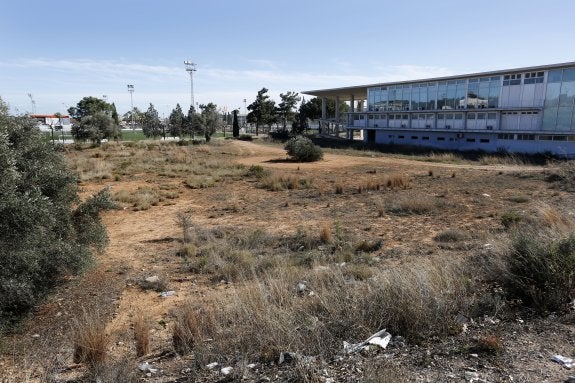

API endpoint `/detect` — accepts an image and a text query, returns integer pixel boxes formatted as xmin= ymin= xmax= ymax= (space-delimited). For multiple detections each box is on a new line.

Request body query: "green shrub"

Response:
xmin=503 ymin=232 xmax=575 ymax=312
xmin=434 ymin=229 xmax=466 ymax=242
xmin=500 ymin=210 xmax=524 ymax=229
xmin=0 ymin=99 xmax=114 ymax=330
xmin=246 ymin=165 xmax=270 ymax=179
xmin=284 ymin=136 xmax=323 ymax=162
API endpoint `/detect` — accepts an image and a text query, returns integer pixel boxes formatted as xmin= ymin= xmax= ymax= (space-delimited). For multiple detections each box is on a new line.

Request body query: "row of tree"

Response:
xmin=246 ymin=88 xmax=349 ymax=135
xmin=65 ymin=90 xmax=347 ymax=144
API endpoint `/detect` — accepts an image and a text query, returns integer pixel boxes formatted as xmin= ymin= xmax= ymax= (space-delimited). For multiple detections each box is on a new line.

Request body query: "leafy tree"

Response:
xmin=110 ymin=103 xmax=120 ymax=125
xmin=168 ymin=104 xmax=185 ymax=138
xmin=184 ymin=105 xmax=200 ymax=138
xmin=199 ymin=102 xmax=221 ymax=142
xmin=232 ymin=109 xmax=240 ymax=137
xmin=68 ymin=96 xmax=113 ymax=122
xmin=122 ymin=107 xmax=142 ymax=128
xmin=0 ymin=97 xmax=115 ymax=329
xmin=72 ymin=111 xmax=119 ymax=144
xmin=300 ymin=97 xmax=349 ymax=121
xmin=247 ymin=88 xmax=277 ymax=135
xmin=141 ymin=103 xmax=162 ymax=138
xmin=69 ymin=97 xmax=120 ymax=143
xmin=277 ymin=91 xmax=301 ymax=131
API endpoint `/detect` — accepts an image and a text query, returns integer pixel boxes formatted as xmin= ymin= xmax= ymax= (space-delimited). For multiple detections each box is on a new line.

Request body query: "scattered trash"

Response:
xmin=552 ymin=355 xmax=573 ymax=369
xmin=206 ymin=362 xmax=219 ymax=369
xmin=31 ymin=334 xmax=40 ymax=338
xmin=247 ymin=363 xmax=257 ymax=369
xmin=138 ymin=362 xmax=158 ymax=374
xmin=220 ymin=366 xmax=233 ymax=375
xmin=367 ymin=334 xmax=391 ymax=349
xmin=464 ymin=370 xmax=479 ymax=381
xmin=344 ymin=329 xmax=392 ymax=353
xmin=391 ymin=335 xmax=406 ymax=348
xmin=145 ymin=275 xmax=159 ymax=283
xmin=296 ymin=282 xmax=308 ymax=294
xmin=482 ymin=193 xmax=491 ymax=198
xmin=160 ymin=290 xmax=176 ymax=298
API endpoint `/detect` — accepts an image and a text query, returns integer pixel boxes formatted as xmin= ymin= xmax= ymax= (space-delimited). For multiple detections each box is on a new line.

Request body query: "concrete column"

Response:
xmin=335 ymin=96 xmax=340 ymax=136
xmin=321 ymin=97 xmax=327 ymax=119
xmin=349 ymin=95 xmax=355 ymax=129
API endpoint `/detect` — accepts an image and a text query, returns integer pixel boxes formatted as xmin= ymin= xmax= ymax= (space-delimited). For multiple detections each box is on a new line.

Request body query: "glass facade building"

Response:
xmin=304 ymin=62 xmax=575 ymax=156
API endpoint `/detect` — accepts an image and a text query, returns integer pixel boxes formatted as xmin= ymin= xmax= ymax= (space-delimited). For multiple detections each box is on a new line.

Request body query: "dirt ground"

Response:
xmin=2 ymin=138 xmax=575 ymax=382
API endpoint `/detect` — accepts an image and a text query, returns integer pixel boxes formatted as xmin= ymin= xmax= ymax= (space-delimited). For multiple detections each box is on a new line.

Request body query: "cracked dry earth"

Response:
xmin=2 ymin=138 xmax=575 ymax=382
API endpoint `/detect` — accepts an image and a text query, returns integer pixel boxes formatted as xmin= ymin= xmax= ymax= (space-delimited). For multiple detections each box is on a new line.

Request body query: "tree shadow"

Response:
xmin=263 ymin=158 xmax=296 ymax=164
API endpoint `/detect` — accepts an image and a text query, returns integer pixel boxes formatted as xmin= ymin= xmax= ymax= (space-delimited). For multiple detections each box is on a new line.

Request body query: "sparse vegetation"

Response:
xmin=4 ymin=132 xmax=575 ymax=382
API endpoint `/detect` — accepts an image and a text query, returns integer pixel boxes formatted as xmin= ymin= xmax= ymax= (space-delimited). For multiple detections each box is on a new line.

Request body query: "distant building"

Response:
xmin=303 ymin=62 xmax=575 ymax=157
xmin=30 ymin=114 xmax=72 ymax=132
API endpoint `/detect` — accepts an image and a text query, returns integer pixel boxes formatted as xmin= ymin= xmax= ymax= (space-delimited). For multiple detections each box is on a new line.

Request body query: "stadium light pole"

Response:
xmin=184 ymin=61 xmax=197 ymax=111
xmin=127 ymin=84 xmax=135 ymax=130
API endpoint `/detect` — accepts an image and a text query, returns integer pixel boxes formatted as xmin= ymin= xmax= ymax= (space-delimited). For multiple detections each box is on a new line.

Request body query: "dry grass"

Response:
xmin=68 ymin=156 xmax=114 ymax=181
xmin=319 ymin=223 xmax=332 ymax=244
xmin=71 ymin=310 xmax=109 ymax=368
xmin=259 ymin=173 xmax=313 ymax=191
xmin=183 ymin=257 xmax=474 ymax=362
xmin=172 ymin=303 xmax=217 ymax=356
xmin=479 ymin=153 xmax=525 ymax=166
xmin=134 ymin=314 xmax=150 ymax=357
xmin=335 ymin=182 xmax=344 ymax=194
xmin=113 ymin=187 xmax=161 ymax=210
xmin=385 ymin=194 xmax=439 ymax=215
xmin=382 ymin=173 xmax=411 ymax=189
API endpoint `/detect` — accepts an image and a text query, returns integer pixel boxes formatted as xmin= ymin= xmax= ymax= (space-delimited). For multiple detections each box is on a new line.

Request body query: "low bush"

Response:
xmin=500 ymin=210 xmax=525 ymax=229
xmin=502 ymin=231 xmax=575 ymax=312
xmin=385 ymin=195 xmax=438 ymax=215
xmin=434 ymin=229 xmax=467 ymax=242
xmin=285 ymin=136 xmax=323 ymax=162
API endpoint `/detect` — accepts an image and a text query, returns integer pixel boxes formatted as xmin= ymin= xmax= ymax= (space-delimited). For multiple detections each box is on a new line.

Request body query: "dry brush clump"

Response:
xmin=384 ymin=194 xmax=440 ymax=215
xmin=134 ymin=314 xmax=150 ymax=357
xmin=71 ymin=310 xmax=109 ymax=368
xmin=176 ymin=257 xmax=476 ymax=363
xmin=172 ymin=302 xmax=217 ymax=358
xmin=258 ymin=172 xmax=314 ymax=191
xmin=478 ymin=205 xmax=575 ymax=313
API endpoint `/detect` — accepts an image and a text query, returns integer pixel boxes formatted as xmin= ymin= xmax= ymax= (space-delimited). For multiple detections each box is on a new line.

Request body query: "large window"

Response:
xmin=543 ymin=67 xmax=575 ymax=131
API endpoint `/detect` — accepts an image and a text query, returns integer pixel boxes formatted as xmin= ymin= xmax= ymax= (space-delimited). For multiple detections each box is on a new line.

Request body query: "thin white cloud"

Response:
xmin=0 ymin=58 xmax=454 ymax=114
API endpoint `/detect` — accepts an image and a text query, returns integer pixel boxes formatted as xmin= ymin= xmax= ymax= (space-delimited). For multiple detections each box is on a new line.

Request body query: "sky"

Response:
xmin=1 ymin=0 xmax=574 ymax=117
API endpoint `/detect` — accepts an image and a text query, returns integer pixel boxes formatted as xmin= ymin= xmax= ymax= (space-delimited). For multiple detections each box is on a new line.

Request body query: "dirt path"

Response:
xmin=233 ymin=139 xmax=551 ymax=172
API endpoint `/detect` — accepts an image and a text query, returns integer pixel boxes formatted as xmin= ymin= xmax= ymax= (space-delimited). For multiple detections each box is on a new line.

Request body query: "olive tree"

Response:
xmin=0 ymin=98 xmax=115 ymax=330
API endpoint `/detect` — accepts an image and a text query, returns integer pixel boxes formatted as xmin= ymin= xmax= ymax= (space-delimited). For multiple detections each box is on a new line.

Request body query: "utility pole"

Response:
xmin=127 ymin=84 xmax=135 ymax=130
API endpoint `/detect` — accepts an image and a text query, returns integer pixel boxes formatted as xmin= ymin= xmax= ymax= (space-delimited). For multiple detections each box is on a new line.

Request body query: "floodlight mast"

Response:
xmin=184 ymin=61 xmax=197 ymax=112
xmin=127 ymin=84 xmax=135 ymax=130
